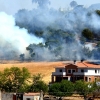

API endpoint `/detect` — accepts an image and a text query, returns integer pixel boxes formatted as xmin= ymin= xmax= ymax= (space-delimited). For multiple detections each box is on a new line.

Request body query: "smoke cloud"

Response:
xmin=0 ymin=12 xmax=43 ymax=60
xmin=0 ymin=0 xmax=100 ymax=61
xmin=70 ymin=1 xmax=78 ymax=8
xmin=0 ymin=0 xmax=34 ymax=15
xmin=32 ymin=0 xmax=50 ymax=9
xmin=14 ymin=0 xmax=100 ymax=61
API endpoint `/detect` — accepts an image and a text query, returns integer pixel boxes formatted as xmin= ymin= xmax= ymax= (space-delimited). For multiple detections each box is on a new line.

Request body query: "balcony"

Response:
xmin=52 ymin=72 xmax=66 ymax=76
xmin=73 ymin=72 xmax=85 ymax=75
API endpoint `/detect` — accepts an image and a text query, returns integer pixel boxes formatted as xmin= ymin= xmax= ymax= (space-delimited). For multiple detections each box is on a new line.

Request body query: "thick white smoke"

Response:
xmin=0 ymin=12 xmax=43 ymax=59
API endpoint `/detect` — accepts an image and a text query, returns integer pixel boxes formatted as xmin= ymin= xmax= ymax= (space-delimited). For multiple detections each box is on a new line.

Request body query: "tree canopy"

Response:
xmin=74 ymin=80 xmax=96 ymax=100
xmin=49 ymin=80 xmax=74 ymax=97
xmin=29 ymin=73 xmax=48 ymax=94
xmin=96 ymin=10 xmax=100 ymax=16
xmin=82 ymin=28 xmax=94 ymax=41
xmin=0 ymin=67 xmax=30 ymax=92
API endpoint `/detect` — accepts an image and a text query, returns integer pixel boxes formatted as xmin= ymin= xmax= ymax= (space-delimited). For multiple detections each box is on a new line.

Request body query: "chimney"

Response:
xmin=74 ymin=60 xmax=76 ymax=64
xmin=81 ymin=59 xmax=84 ymax=62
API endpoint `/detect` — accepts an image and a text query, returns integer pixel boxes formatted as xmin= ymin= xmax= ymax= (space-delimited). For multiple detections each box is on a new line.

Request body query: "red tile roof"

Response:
xmin=55 ymin=61 xmax=100 ymax=69
xmin=24 ymin=93 xmax=40 ymax=96
xmin=70 ymin=61 xmax=100 ymax=68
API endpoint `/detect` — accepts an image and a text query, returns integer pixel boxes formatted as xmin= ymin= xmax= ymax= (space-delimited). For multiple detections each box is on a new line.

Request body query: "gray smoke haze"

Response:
xmin=32 ymin=0 xmax=50 ymax=9
xmin=14 ymin=0 xmax=100 ymax=61
xmin=0 ymin=0 xmax=34 ymax=15
xmin=0 ymin=0 xmax=100 ymax=61
xmin=70 ymin=1 xmax=78 ymax=8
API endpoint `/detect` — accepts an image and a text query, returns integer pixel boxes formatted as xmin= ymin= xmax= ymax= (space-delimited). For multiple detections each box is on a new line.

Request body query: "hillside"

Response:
xmin=0 ymin=61 xmax=65 ymax=84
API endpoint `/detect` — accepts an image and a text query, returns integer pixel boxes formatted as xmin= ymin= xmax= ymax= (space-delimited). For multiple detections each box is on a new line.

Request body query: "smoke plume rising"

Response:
xmin=1 ymin=0 xmax=100 ymax=61
xmin=0 ymin=12 xmax=42 ymax=60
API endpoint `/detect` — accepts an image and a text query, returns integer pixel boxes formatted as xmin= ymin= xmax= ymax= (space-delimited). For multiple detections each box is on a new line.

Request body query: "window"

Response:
xmin=72 ymin=69 xmax=75 ymax=73
xmin=89 ymin=78 xmax=91 ymax=82
xmin=81 ymin=69 xmax=84 ymax=72
xmin=59 ymin=69 xmax=62 ymax=72
xmin=68 ymin=69 xmax=71 ymax=73
xmin=85 ymin=77 xmax=88 ymax=82
xmin=26 ymin=98 xmax=31 ymax=100
xmin=95 ymin=70 xmax=97 ymax=73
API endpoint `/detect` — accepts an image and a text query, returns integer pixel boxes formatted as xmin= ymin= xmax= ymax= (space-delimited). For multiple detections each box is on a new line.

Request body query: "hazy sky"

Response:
xmin=0 ymin=0 xmax=100 ymax=15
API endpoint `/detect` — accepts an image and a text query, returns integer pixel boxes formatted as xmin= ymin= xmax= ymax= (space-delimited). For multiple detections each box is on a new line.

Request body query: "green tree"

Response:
xmin=96 ymin=10 xmax=100 ymax=16
xmin=0 ymin=67 xmax=30 ymax=92
xmin=49 ymin=82 xmax=61 ymax=96
xmin=92 ymin=78 xmax=100 ymax=98
xmin=97 ymin=41 xmax=100 ymax=48
xmin=83 ymin=47 xmax=92 ymax=58
xmin=26 ymin=43 xmax=45 ymax=61
xmin=19 ymin=54 xmax=25 ymax=62
xmin=29 ymin=73 xmax=48 ymax=94
xmin=32 ymin=73 xmax=43 ymax=84
xmin=49 ymin=80 xmax=74 ymax=97
xmin=74 ymin=80 xmax=95 ymax=100
xmin=82 ymin=28 xmax=94 ymax=40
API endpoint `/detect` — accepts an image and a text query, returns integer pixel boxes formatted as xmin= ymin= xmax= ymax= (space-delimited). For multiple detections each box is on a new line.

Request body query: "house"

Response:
xmin=51 ymin=61 xmax=100 ymax=83
xmin=23 ymin=93 xmax=41 ymax=100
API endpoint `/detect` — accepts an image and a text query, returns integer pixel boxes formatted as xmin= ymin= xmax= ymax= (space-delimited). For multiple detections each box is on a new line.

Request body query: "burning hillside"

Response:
xmin=0 ymin=0 xmax=100 ymax=61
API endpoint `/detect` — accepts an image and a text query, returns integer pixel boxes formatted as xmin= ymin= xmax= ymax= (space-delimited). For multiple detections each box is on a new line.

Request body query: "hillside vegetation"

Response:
xmin=0 ymin=61 xmax=64 ymax=83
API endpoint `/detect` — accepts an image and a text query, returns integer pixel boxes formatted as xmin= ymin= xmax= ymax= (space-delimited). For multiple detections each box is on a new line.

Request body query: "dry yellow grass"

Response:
xmin=0 ymin=61 xmax=64 ymax=84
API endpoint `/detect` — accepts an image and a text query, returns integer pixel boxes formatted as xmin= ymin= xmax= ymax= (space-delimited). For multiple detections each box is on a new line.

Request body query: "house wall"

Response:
xmin=85 ymin=69 xmax=100 ymax=75
xmin=23 ymin=95 xmax=40 ymax=100
xmin=74 ymin=68 xmax=100 ymax=76
xmin=78 ymin=69 xmax=88 ymax=73
xmin=52 ymin=68 xmax=66 ymax=76
xmin=55 ymin=68 xmax=65 ymax=73
xmin=1 ymin=93 xmax=13 ymax=100
xmin=51 ymin=64 xmax=100 ymax=83
xmin=52 ymin=68 xmax=66 ymax=82
xmin=0 ymin=93 xmax=41 ymax=100
xmin=65 ymin=64 xmax=78 ymax=76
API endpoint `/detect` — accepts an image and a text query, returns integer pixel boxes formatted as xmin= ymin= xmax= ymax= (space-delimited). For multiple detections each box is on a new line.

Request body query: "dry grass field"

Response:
xmin=0 ymin=60 xmax=65 ymax=83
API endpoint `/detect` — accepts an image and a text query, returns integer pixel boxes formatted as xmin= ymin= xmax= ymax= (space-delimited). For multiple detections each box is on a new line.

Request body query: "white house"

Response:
xmin=23 ymin=93 xmax=40 ymax=100
xmin=51 ymin=61 xmax=100 ymax=82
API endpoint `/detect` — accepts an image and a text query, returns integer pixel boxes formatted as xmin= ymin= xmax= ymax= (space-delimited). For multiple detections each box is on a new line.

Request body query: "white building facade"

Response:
xmin=51 ymin=61 xmax=100 ymax=82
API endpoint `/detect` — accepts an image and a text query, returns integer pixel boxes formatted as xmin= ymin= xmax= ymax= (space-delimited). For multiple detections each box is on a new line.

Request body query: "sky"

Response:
xmin=0 ymin=0 xmax=100 ymax=15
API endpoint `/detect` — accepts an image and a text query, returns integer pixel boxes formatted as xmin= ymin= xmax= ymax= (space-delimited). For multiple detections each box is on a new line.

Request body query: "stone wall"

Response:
xmin=1 ymin=93 xmax=13 ymax=100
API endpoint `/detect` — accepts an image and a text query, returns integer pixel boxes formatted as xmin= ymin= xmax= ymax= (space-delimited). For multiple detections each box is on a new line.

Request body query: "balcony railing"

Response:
xmin=52 ymin=72 xmax=66 ymax=76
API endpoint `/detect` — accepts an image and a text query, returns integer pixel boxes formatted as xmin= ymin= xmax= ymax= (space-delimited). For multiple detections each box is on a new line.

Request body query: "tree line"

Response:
xmin=0 ymin=67 xmax=48 ymax=93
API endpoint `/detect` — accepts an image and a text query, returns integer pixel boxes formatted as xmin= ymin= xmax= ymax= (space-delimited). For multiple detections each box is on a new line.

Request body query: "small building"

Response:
xmin=0 ymin=92 xmax=42 ymax=100
xmin=23 ymin=93 xmax=40 ymax=100
xmin=13 ymin=93 xmax=23 ymax=100
xmin=51 ymin=61 xmax=100 ymax=83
